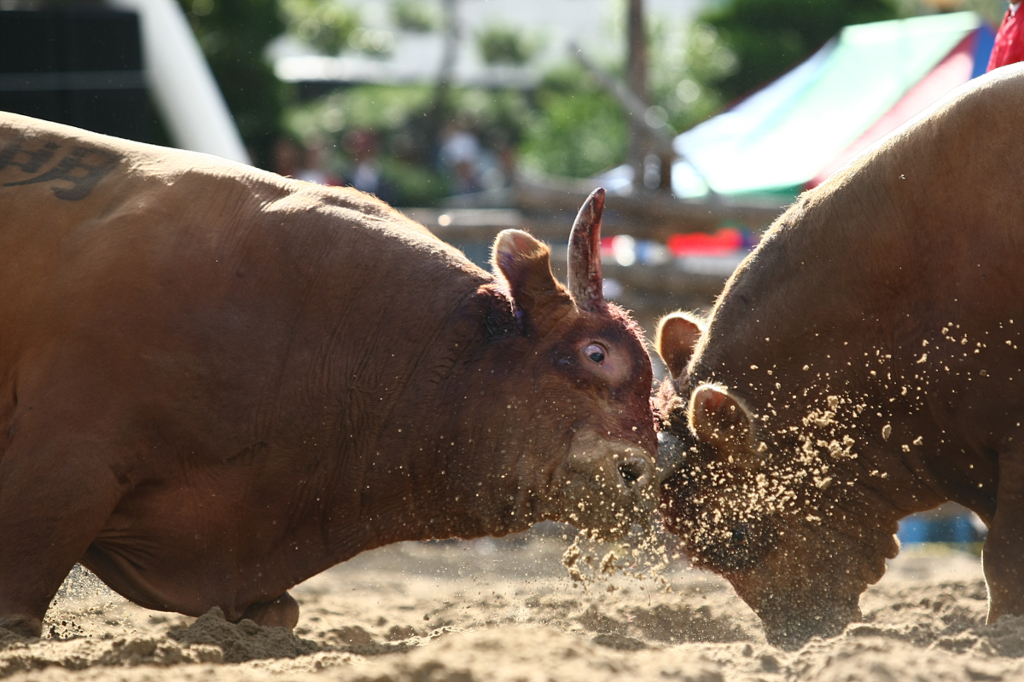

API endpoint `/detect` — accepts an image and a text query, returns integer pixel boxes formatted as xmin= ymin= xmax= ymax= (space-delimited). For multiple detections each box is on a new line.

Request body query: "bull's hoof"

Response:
xmin=239 ymin=592 xmax=300 ymax=630
xmin=0 ymin=615 xmax=43 ymax=639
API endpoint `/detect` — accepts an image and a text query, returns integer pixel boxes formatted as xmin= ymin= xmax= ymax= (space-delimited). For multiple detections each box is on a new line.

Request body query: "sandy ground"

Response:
xmin=2 ymin=523 xmax=1022 ymax=682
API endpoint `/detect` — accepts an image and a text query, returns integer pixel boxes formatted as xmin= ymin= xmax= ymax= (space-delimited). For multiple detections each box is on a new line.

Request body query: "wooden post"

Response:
xmin=627 ymin=0 xmax=649 ymax=191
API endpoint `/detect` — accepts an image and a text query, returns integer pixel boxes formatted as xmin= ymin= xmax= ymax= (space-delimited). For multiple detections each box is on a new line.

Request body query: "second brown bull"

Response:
xmin=654 ymin=66 xmax=1024 ymax=649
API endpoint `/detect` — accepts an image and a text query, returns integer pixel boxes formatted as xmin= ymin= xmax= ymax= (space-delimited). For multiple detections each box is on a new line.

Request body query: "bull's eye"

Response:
xmin=584 ymin=343 xmax=606 ymax=364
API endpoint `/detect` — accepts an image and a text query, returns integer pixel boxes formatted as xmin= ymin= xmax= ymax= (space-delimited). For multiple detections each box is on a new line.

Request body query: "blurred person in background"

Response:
xmin=273 ymin=136 xmax=302 ymax=178
xmin=343 ymin=129 xmax=387 ymax=200
xmin=438 ymin=120 xmax=482 ymax=195
xmin=296 ymin=137 xmax=342 ymax=186
xmin=988 ymin=2 xmax=1024 ymax=70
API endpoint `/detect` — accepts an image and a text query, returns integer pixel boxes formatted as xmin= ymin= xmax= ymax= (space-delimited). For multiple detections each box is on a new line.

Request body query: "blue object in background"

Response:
xmin=898 ymin=512 xmax=979 ymax=545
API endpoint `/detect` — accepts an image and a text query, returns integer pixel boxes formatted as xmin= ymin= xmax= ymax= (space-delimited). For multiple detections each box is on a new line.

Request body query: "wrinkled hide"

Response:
xmin=0 ymin=115 xmax=657 ymax=638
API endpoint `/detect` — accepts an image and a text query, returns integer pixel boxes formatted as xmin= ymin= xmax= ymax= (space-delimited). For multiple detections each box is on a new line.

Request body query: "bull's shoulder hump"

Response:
xmin=0 ymin=112 xmax=490 ymax=286
xmin=298 ymin=184 xmax=440 ymax=240
xmin=269 ymin=183 xmax=490 ymax=279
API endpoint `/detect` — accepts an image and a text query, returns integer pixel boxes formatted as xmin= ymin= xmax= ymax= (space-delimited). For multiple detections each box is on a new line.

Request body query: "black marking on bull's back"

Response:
xmin=0 ymin=137 xmax=119 ymax=201
xmin=0 ymin=139 xmax=58 ymax=174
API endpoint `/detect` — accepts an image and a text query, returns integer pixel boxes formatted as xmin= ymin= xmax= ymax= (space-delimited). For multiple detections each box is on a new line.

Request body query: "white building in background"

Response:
xmin=270 ymin=0 xmax=715 ymax=88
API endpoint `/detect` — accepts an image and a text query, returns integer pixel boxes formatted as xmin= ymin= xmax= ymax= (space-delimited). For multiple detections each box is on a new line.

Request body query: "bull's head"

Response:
xmin=654 ymin=313 xmax=897 ymax=650
xmin=478 ymin=189 xmax=657 ymax=538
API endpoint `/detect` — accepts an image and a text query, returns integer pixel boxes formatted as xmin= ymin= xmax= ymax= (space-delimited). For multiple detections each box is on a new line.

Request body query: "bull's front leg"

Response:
xmin=0 ymin=426 xmax=124 ymax=637
xmin=983 ymin=453 xmax=1024 ymax=622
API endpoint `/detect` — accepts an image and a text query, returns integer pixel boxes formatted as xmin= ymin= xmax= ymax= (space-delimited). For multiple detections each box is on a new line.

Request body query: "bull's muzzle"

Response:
xmin=562 ymin=434 xmax=657 ymax=536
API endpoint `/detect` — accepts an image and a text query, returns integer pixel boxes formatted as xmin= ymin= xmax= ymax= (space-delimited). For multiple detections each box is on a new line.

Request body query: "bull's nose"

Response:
xmin=617 ymin=455 xmax=654 ymax=490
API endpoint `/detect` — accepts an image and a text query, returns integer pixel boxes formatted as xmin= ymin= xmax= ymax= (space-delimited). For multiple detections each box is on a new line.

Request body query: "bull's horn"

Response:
xmin=656 ymin=430 xmax=686 ymax=483
xmin=567 ymin=188 xmax=606 ymax=312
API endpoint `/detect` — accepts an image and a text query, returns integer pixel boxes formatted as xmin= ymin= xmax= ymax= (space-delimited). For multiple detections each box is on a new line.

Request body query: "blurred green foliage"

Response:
xmin=178 ymin=0 xmax=287 ymax=169
xmin=287 ymin=86 xmax=435 ymax=138
xmin=181 ymin=0 xmax=975 ymax=199
xmin=647 ymin=20 xmax=733 ymax=137
xmin=696 ymin=0 xmax=900 ymax=101
xmin=280 ymin=0 xmax=359 ymax=54
xmin=897 ymin=0 xmax=1005 ymax=24
xmin=392 ymin=0 xmax=439 ymax=32
xmin=517 ymin=0 xmax=918 ymax=178
xmin=518 ymin=66 xmax=627 ymax=178
xmin=476 ymin=24 xmax=541 ymax=65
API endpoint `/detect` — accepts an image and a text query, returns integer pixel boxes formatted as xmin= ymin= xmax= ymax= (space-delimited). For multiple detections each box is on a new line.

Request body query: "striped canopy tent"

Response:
xmin=671 ymin=12 xmax=996 ymax=199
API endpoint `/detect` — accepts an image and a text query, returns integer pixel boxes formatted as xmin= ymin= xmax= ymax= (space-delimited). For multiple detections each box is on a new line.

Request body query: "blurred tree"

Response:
xmin=180 ymin=0 xmax=963 ymax=193
xmin=518 ymin=65 xmax=629 ymax=179
xmin=898 ymin=0 xmax=1004 ymax=23
xmin=699 ymin=0 xmax=900 ymax=101
xmin=392 ymin=0 xmax=439 ymax=32
xmin=521 ymin=13 xmax=731 ymax=182
xmin=520 ymin=0 xmax=958 ymax=180
xmin=279 ymin=0 xmax=359 ymax=54
xmin=178 ymin=0 xmax=287 ymax=169
xmin=476 ymin=24 xmax=541 ymax=65
xmin=651 ymin=21 xmax=733 ymax=134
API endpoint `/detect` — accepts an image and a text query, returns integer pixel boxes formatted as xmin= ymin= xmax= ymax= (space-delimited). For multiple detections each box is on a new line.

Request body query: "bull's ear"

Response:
xmin=492 ymin=229 xmax=567 ymax=313
xmin=689 ymin=384 xmax=753 ymax=449
xmin=657 ymin=312 xmax=705 ymax=378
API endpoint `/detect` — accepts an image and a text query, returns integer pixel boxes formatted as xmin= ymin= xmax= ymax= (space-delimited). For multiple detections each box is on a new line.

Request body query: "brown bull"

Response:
xmin=655 ymin=66 xmax=1024 ymax=649
xmin=0 ymin=113 xmax=657 ymax=638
